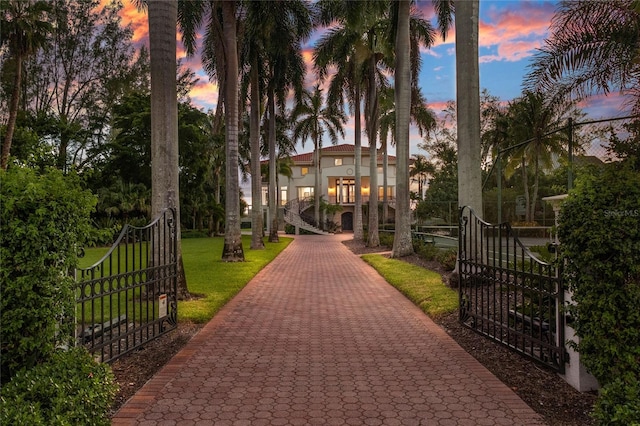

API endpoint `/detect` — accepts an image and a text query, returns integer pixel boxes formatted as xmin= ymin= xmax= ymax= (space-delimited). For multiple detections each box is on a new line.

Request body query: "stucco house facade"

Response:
xmin=261 ymin=144 xmax=397 ymax=233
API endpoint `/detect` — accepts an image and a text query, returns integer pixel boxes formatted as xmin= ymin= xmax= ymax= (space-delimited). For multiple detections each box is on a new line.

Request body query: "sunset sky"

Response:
xmin=115 ymin=0 xmax=630 ymax=156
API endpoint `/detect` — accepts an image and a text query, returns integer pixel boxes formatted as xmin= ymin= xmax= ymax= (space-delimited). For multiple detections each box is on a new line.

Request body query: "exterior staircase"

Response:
xmin=284 ymin=198 xmax=331 ymax=235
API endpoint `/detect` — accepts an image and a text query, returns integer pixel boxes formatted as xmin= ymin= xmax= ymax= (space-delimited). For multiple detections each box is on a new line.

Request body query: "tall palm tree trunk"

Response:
xmin=314 ymin=134 xmax=321 ymax=227
xmin=249 ymin=64 xmax=264 ymax=249
xmin=148 ymin=0 xmax=189 ymax=297
xmin=353 ymin=87 xmax=364 ymax=241
xmin=391 ymin=0 xmax=413 ymax=257
xmin=367 ymin=59 xmax=380 ymax=248
xmin=221 ymin=0 xmax=245 ymax=260
xmin=521 ymin=157 xmax=531 ymax=222
xmin=382 ymin=137 xmax=389 ymax=225
xmin=530 ymin=145 xmax=541 ymax=222
xmin=1 ymin=53 xmax=22 ymax=171
xmin=455 ymin=0 xmax=483 ymax=217
xmin=267 ymin=88 xmax=279 ymax=242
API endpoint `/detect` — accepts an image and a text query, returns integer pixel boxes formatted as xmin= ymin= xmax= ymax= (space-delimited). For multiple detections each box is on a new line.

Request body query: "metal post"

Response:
xmin=567 ymin=118 xmax=573 ymax=191
xmin=497 ymin=154 xmax=502 ymax=223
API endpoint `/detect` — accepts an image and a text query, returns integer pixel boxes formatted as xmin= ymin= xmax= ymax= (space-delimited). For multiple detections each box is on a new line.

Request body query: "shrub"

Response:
xmin=413 ymin=239 xmax=439 ymax=260
xmin=529 ymin=244 xmax=555 ymax=263
xmin=284 ymin=223 xmax=316 ymax=235
xmin=0 ymin=347 xmax=118 ymax=426
xmin=378 ymin=232 xmax=394 ymax=248
xmin=0 ymin=167 xmax=96 ymax=382
xmin=436 ymin=248 xmax=457 ymax=271
xmin=558 ymin=160 xmax=640 ymax=425
xmin=182 ymin=229 xmax=209 ymax=239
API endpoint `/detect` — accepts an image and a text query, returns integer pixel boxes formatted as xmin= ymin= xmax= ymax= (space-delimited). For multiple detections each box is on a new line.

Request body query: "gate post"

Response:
xmin=542 ymin=195 xmax=599 ymax=392
xmin=562 ymin=290 xmax=600 ymax=392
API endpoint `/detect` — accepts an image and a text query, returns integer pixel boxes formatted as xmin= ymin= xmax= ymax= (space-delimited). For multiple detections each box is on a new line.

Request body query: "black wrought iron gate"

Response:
xmin=458 ymin=206 xmax=566 ymax=372
xmin=75 ymin=208 xmax=178 ymax=363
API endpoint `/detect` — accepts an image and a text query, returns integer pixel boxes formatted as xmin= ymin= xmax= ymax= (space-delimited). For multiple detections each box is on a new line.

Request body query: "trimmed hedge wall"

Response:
xmin=559 ymin=160 xmax=640 ymax=424
xmin=1 ymin=168 xmax=117 ymax=424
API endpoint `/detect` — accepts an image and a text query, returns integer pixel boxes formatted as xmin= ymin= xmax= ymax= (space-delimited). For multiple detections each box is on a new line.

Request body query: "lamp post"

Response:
xmin=542 ymin=194 xmax=569 ymax=245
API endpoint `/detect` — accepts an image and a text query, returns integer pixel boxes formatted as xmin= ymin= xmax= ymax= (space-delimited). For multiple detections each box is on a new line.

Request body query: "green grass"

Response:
xmin=361 ymin=254 xmax=458 ymax=318
xmin=77 ymin=236 xmax=292 ymax=324
xmin=179 ymin=236 xmax=291 ymax=322
xmin=78 ymin=237 xmax=454 ymax=326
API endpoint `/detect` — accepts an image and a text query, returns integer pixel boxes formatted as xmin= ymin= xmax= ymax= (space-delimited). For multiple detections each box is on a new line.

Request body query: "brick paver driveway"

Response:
xmin=112 ymin=234 xmax=545 ymax=425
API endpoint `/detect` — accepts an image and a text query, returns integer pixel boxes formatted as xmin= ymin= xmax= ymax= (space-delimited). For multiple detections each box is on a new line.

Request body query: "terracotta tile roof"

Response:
xmin=287 ymin=143 xmax=396 ymax=164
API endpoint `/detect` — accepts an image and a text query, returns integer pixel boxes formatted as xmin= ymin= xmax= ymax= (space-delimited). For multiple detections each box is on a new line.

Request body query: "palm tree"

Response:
xmin=433 ymin=0 xmax=483 ymax=220
xmin=378 ymin=86 xmax=435 ymax=222
xmin=292 ymin=86 xmax=346 ymax=228
xmin=242 ymin=2 xmax=268 ymax=250
xmin=315 ymin=1 xmax=373 ymax=242
xmin=456 ymin=0 xmax=483 ymax=217
xmin=527 ymin=0 xmax=640 ymax=114
xmin=316 ymin=0 xmax=392 ymax=246
xmin=220 ymin=1 xmax=244 ymax=260
xmin=391 ymin=0 xmax=413 ymax=256
xmin=0 ymin=0 xmax=51 ymax=171
xmin=257 ymin=0 xmax=312 ymax=242
xmin=410 ymin=154 xmax=436 ymax=200
xmin=504 ymin=91 xmax=577 ymax=222
xmin=363 ymin=3 xmax=434 ymax=248
xmin=178 ymin=0 xmax=244 ymax=260
xmin=316 ymin=1 xmax=434 ymax=247
xmin=144 ymin=0 xmax=192 ymax=297
xmin=109 ymin=0 xmax=215 ymax=302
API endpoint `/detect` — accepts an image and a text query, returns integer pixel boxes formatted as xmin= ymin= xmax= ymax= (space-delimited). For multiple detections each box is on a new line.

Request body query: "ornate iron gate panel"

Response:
xmin=458 ymin=206 xmax=565 ymax=372
xmin=75 ymin=208 xmax=178 ymax=363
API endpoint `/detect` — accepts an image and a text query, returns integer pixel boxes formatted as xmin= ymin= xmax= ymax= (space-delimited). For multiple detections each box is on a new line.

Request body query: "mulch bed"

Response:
xmin=108 ymin=238 xmax=597 ymax=425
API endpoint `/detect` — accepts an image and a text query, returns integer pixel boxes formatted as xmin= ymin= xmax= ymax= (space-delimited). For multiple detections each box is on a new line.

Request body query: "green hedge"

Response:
xmin=1 ymin=168 xmax=96 ymax=380
xmin=0 ymin=168 xmax=116 ymax=423
xmin=559 ymin=160 xmax=640 ymax=424
xmin=0 ymin=347 xmax=117 ymax=425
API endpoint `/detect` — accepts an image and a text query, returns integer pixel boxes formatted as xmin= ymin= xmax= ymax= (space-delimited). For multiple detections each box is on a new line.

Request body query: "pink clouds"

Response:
xmin=189 ymin=80 xmax=219 ymax=111
xmin=427 ymin=101 xmax=453 ymax=116
xmin=478 ymin=2 xmax=553 ymax=63
xmin=578 ymin=92 xmax=636 ymax=118
xmin=418 ymin=1 xmax=555 ymax=64
xmin=116 ymin=1 xmax=148 ymax=45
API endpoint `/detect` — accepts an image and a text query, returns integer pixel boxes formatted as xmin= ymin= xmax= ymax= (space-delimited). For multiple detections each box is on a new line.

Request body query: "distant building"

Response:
xmin=259 ymin=144 xmax=399 ymax=233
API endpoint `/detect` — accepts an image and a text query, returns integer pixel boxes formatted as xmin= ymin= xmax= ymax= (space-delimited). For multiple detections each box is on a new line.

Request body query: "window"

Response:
xmin=297 ymin=186 xmax=314 ymax=200
xmin=334 ymin=158 xmax=343 ymax=166
xmin=280 ymin=186 xmax=288 ymax=206
xmin=301 ymin=167 xmax=309 ymax=176
xmin=378 ymin=186 xmax=394 ymax=199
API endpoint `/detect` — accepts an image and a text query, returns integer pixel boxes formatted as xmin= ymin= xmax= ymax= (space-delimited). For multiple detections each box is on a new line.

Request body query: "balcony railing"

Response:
xmin=326 ymin=195 xmax=394 ymax=204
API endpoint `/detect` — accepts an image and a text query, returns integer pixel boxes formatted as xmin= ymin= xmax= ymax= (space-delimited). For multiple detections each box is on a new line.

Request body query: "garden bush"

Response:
xmin=435 ymin=248 xmax=457 ymax=271
xmin=558 ymin=160 xmax=640 ymax=424
xmin=378 ymin=232 xmax=394 ymax=248
xmin=0 ymin=167 xmax=95 ymax=381
xmin=413 ymin=239 xmax=439 ymax=260
xmin=0 ymin=347 xmax=118 ymax=426
xmin=284 ymin=223 xmax=316 ymax=235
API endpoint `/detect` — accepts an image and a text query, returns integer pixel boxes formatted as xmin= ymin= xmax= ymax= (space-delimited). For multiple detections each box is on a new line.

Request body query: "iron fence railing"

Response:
xmin=458 ymin=206 xmax=566 ymax=372
xmin=75 ymin=208 xmax=178 ymax=363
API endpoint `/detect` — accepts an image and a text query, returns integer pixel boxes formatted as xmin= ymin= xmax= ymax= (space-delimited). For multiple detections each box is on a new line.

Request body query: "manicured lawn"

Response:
xmin=179 ymin=236 xmax=291 ymax=322
xmin=361 ymin=254 xmax=458 ymax=318
xmin=77 ymin=237 xmax=454 ymax=325
xmin=77 ymin=236 xmax=292 ymax=324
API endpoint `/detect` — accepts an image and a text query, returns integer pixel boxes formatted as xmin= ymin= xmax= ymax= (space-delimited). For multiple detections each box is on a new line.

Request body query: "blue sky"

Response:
xmin=117 ymin=0 xmax=630 ymax=156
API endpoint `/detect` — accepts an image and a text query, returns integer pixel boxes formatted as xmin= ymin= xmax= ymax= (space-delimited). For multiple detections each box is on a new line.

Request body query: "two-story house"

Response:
xmin=261 ymin=143 xmax=397 ymax=233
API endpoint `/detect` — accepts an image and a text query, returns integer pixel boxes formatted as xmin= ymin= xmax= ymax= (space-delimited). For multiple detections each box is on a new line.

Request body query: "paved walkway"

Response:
xmin=112 ymin=234 xmax=546 ymax=426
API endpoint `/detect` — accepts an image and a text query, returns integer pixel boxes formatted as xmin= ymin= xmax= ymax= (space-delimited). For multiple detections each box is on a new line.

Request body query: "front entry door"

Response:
xmin=341 ymin=212 xmax=353 ymax=231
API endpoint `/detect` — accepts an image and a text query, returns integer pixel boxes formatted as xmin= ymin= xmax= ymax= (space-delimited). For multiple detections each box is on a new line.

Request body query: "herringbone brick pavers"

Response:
xmin=112 ymin=234 xmax=546 ymax=425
